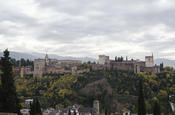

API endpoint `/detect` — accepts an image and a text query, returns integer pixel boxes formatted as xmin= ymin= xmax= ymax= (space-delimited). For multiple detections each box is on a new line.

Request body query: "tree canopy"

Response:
xmin=30 ymin=98 xmax=42 ymax=115
xmin=14 ymin=69 xmax=175 ymax=114
xmin=0 ymin=49 xmax=21 ymax=114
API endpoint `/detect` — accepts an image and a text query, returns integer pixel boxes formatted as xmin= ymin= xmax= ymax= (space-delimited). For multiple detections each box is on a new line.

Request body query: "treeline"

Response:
xmin=0 ymin=50 xmax=21 ymax=114
xmin=11 ymin=58 xmax=34 ymax=67
xmin=0 ymin=50 xmax=41 ymax=115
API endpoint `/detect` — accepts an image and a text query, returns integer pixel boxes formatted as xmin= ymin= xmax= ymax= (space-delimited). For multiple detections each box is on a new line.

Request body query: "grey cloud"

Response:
xmin=0 ymin=0 xmax=175 ymax=59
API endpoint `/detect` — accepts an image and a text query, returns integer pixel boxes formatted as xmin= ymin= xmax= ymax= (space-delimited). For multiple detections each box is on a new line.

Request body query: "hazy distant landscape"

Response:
xmin=0 ymin=51 xmax=97 ymax=62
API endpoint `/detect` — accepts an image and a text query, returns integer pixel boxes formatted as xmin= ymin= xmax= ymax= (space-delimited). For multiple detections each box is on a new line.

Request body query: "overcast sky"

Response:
xmin=0 ymin=0 xmax=175 ymax=60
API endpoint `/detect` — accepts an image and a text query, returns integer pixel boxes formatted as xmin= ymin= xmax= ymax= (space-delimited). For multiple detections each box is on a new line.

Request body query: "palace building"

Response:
xmin=33 ymin=54 xmax=89 ymax=77
xmin=92 ymin=54 xmax=160 ymax=74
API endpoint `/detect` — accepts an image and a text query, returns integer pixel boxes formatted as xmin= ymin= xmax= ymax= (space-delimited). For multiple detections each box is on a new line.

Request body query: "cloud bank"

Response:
xmin=0 ymin=0 xmax=175 ymax=60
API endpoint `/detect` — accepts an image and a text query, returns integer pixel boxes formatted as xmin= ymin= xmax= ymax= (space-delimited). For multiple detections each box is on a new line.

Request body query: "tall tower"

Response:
xmin=93 ymin=100 xmax=99 ymax=115
xmin=19 ymin=60 xmax=22 ymax=69
xmin=98 ymin=55 xmax=109 ymax=65
xmin=145 ymin=54 xmax=154 ymax=67
xmin=20 ymin=67 xmax=24 ymax=78
xmin=45 ymin=54 xmax=49 ymax=66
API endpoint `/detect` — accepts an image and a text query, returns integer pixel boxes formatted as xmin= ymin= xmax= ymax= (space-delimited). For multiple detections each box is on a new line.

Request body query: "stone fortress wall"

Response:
xmin=15 ymin=53 xmax=161 ymax=77
xmin=93 ymin=54 xmax=160 ymax=74
xmin=33 ymin=54 xmax=90 ymax=77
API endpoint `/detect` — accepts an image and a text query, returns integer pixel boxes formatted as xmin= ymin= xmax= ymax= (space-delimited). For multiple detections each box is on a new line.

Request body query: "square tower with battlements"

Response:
xmin=145 ymin=54 xmax=154 ymax=67
xmin=98 ymin=55 xmax=110 ymax=65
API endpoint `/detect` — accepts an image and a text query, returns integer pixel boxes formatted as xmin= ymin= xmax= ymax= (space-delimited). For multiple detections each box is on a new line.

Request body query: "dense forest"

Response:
xmin=14 ymin=69 xmax=175 ymax=114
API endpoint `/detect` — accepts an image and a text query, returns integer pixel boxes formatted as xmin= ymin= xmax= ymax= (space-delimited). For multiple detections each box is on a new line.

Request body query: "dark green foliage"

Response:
xmin=160 ymin=63 xmax=164 ymax=72
xmin=153 ymin=100 xmax=160 ymax=115
xmin=15 ymin=70 xmax=175 ymax=114
xmin=0 ymin=49 xmax=20 ymax=114
xmin=68 ymin=109 xmax=71 ymax=115
xmin=0 ymin=85 xmax=2 ymax=110
xmin=105 ymin=109 xmax=111 ymax=115
xmin=105 ymin=109 xmax=108 ymax=115
xmin=30 ymin=98 xmax=42 ymax=115
xmin=138 ymin=79 xmax=146 ymax=115
xmin=73 ymin=110 xmax=76 ymax=115
xmin=0 ymin=70 xmax=2 ymax=110
xmin=115 ymin=56 xmax=124 ymax=62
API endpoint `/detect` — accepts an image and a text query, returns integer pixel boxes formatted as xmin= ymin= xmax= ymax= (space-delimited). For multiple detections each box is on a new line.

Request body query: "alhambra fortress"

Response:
xmin=14 ymin=54 xmax=162 ymax=77
xmin=95 ymin=54 xmax=160 ymax=74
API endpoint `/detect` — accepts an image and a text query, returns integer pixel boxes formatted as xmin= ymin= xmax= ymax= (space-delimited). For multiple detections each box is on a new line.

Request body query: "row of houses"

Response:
xmin=20 ymin=100 xmax=100 ymax=115
xmin=20 ymin=99 xmax=134 ymax=115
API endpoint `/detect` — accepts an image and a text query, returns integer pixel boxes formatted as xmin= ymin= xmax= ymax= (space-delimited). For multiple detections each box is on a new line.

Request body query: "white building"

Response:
xmin=20 ymin=109 xmax=30 ymax=115
xmin=98 ymin=55 xmax=109 ymax=65
xmin=25 ymin=99 xmax=33 ymax=108
xmin=145 ymin=54 xmax=154 ymax=67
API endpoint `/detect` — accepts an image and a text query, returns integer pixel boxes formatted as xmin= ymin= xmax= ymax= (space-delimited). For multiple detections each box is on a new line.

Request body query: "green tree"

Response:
xmin=0 ymin=82 xmax=2 ymax=110
xmin=138 ymin=79 xmax=146 ymax=115
xmin=0 ymin=49 xmax=21 ymax=114
xmin=0 ymin=69 xmax=2 ymax=110
xmin=68 ymin=109 xmax=71 ymax=115
xmin=164 ymin=66 xmax=174 ymax=72
xmin=153 ymin=100 xmax=160 ymax=115
xmin=105 ymin=109 xmax=108 ymax=115
xmin=160 ymin=63 xmax=164 ymax=72
xmin=30 ymin=98 xmax=42 ymax=115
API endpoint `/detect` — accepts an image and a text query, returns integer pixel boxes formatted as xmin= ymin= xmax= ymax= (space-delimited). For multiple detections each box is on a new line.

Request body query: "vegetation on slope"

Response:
xmin=14 ymin=70 xmax=175 ymax=114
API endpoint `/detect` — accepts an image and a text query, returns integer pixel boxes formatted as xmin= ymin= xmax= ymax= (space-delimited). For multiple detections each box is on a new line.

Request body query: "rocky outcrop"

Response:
xmin=79 ymin=78 xmax=112 ymax=96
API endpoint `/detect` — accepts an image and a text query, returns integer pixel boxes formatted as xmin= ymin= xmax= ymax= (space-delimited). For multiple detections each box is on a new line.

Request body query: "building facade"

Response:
xmin=145 ymin=54 xmax=154 ymax=67
xmin=98 ymin=55 xmax=110 ymax=65
xmin=15 ymin=54 xmax=161 ymax=77
xmin=33 ymin=54 xmax=84 ymax=77
xmin=45 ymin=100 xmax=99 ymax=115
xmin=93 ymin=54 xmax=160 ymax=74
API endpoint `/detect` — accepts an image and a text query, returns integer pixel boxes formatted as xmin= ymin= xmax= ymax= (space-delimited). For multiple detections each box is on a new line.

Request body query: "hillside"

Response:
xmin=14 ymin=70 xmax=174 ymax=114
xmin=79 ymin=78 xmax=113 ymax=96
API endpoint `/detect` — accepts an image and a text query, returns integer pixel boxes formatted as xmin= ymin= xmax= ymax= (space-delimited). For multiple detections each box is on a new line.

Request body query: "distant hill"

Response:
xmin=155 ymin=58 xmax=175 ymax=68
xmin=0 ymin=51 xmax=97 ymax=62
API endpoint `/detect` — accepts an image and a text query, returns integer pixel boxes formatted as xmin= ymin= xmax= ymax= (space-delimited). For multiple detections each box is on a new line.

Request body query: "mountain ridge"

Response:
xmin=155 ymin=58 xmax=175 ymax=68
xmin=0 ymin=51 xmax=97 ymax=62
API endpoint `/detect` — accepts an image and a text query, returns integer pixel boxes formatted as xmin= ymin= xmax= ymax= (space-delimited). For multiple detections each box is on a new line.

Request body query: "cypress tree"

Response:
xmin=73 ymin=110 xmax=76 ymax=115
xmin=30 ymin=98 xmax=42 ymax=115
xmin=105 ymin=109 xmax=108 ymax=115
xmin=0 ymin=69 xmax=2 ymax=110
xmin=138 ymin=79 xmax=146 ymax=115
xmin=0 ymin=84 xmax=2 ymax=110
xmin=153 ymin=100 xmax=160 ymax=115
xmin=0 ymin=49 xmax=20 ymax=114
xmin=30 ymin=102 xmax=35 ymax=115
xmin=68 ymin=109 xmax=71 ymax=115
